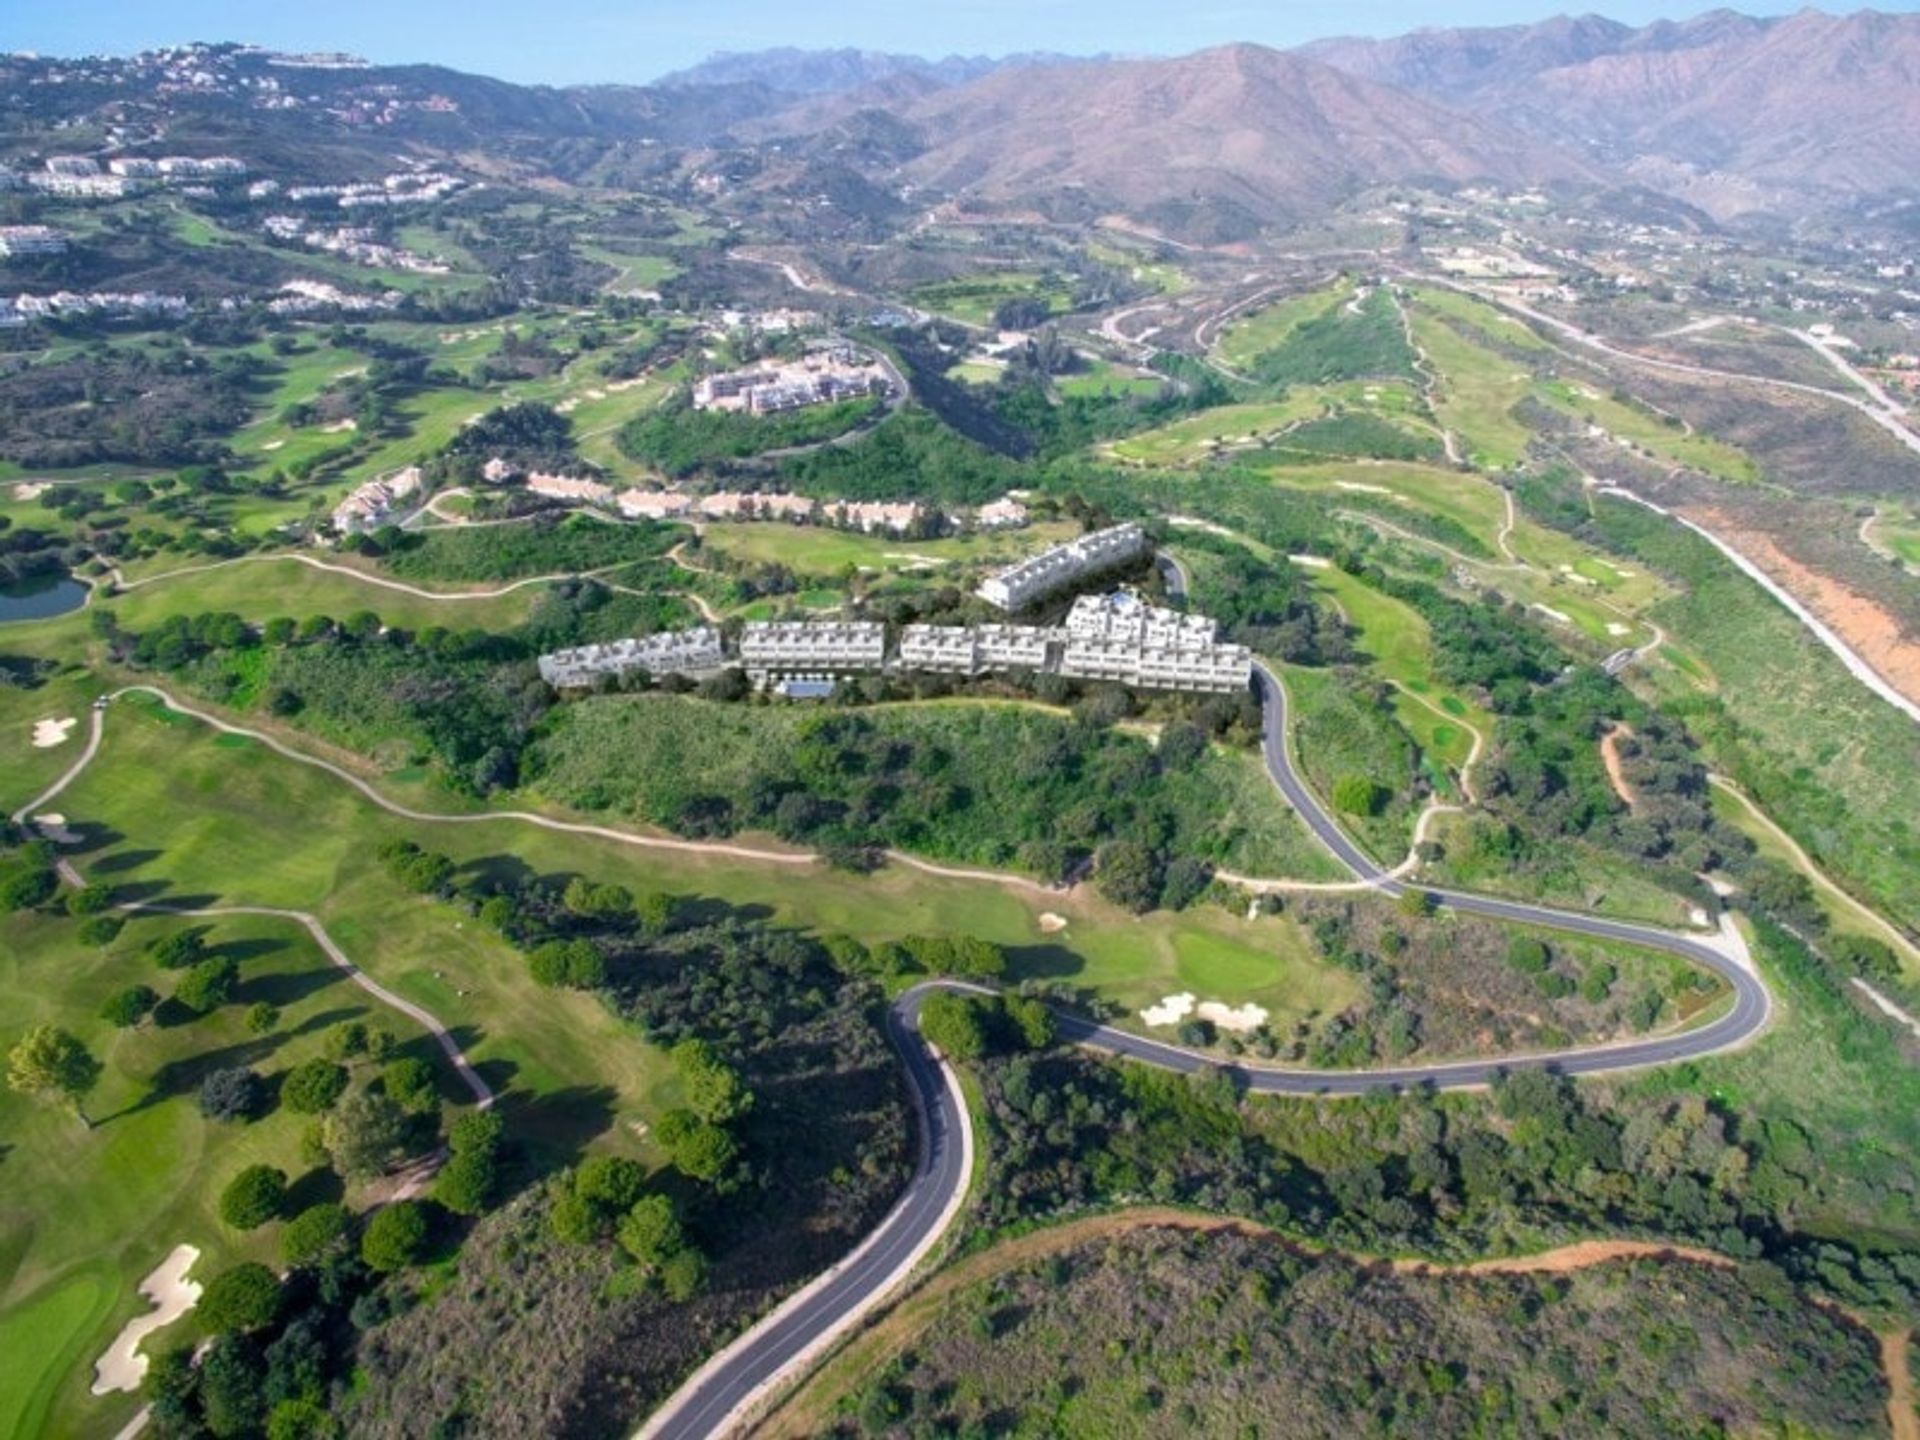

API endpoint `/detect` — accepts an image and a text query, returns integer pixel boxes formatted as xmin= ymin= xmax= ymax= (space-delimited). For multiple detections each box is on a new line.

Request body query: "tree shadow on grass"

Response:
xmin=1004 ymin=942 xmax=1088 ymax=982
xmin=495 ymin=1084 xmax=619 ymax=1180
xmin=90 ymin=848 xmax=164 ymax=877
xmin=284 ymin=1166 xmax=345 ymax=1213
xmin=212 ymin=936 xmax=291 ymax=966
xmin=285 ymin=1005 xmax=371 ymax=1039
xmin=676 ymin=896 xmax=774 ymax=928
xmin=458 ymin=852 xmax=542 ymax=894
xmin=243 ymin=964 xmax=346 ymax=1012
xmin=103 ymin=1034 xmax=287 ymax=1122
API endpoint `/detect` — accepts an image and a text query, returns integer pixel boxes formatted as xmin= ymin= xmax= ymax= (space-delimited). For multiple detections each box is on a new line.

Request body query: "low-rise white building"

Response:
xmin=978 ymin=522 xmax=1149 ymax=611
xmin=1064 ymin=591 xmax=1217 ymax=650
xmin=526 ymin=473 xmax=614 ymax=507
xmin=537 ymin=627 xmax=725 ymax=687
xmin=973 ymin=497 xmax=1030 ymax=529
xmin=900 ymin=623 xmax=1056 ymax=677
xmin=616 ymin=489 xmax=695 ymax=521
xmin=332 ymin=466 xmax=421 ymax=533
xmin=739 ymin=621 xmax=886 ymax=674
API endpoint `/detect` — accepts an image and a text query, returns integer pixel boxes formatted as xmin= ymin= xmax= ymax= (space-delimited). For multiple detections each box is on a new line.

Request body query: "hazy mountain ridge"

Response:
xmin=868 ymin=44 xmax=1603 ymax=238
xmin=1301 ymin=8 xmax=1920 ymax=208
xmin=652 ymin=47 xmax=1091 ymax=95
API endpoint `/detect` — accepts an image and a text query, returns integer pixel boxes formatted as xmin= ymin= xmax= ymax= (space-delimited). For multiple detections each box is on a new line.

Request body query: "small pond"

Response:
xmin=0 ymin=572 xmax=88 ymax=623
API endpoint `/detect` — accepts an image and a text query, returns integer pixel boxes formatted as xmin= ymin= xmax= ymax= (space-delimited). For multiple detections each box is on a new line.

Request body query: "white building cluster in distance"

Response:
xmin=978 ymin=522 xmax=1150 ymax=611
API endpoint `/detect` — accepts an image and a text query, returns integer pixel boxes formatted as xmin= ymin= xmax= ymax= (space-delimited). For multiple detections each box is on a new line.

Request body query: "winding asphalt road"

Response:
xmin=15 ymin=661 xmax=1771 ymax=1438
xmin=642 ymin=661 xmax=1773 ymax=1438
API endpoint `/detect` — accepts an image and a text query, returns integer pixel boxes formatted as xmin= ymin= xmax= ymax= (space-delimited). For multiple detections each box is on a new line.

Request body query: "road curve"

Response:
xmin=644 ymin=662 xmax=1773 ymax=1438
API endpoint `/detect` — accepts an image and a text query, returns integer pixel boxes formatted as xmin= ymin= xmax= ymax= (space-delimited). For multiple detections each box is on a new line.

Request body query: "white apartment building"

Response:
xmin=1133 ymin=644 xmax=1253 ymax=693
xmin=739 ymin=621 xmax=886 ymax=674
xmin=0 ymin=226 xmax=69 ymax=258
xmin=537 ymin=628 xmax=726 ymax=687
xmin=898 ymin=623 xmax=1056 ymax=678
xmin=1064 ymin=591 xmax=1217 ymax=650
xmin=978 ymin=522 xmax=1150 ymax=611
xmin=898 ymin=625 xmax=981 ymax=675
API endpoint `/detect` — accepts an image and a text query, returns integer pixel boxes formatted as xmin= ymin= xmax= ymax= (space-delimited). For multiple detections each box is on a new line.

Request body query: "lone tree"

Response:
xmin=219 ymin=1165 xmax=289 ymax=1230
xmin=1333 ymin=774 xmax=1386 ymax=818
xmin=7 ymin=1025 xmax=102 ymax=1128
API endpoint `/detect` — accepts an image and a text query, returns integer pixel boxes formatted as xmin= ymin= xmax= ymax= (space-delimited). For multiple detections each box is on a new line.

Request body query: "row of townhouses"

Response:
xmin=536 ymin=595 xmax=1252 ymax=696
xmin=977 ymin=522 xmax=1151 ymax=611
xmin=536 ymin=628 xmax=728 ymax=688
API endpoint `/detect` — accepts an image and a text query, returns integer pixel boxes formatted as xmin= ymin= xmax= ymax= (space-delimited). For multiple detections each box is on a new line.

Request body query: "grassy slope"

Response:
xmin=1597 ymin=495 xmax=1920 ymax=935
xmin=1215 ymin=278 xmax=1354 ymax=370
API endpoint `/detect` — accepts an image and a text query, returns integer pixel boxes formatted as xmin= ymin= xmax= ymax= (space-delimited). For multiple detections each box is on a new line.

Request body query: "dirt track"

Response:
xmin=754 ymin=1208 xmax=1863 ymax=1439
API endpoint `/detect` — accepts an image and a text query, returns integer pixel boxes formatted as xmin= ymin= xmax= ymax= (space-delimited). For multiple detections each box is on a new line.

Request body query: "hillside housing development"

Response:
xmin=978 ymin=522 xmax=1150 ymax=611
xmin=536 ymin=592 xmax=1252 ymax=697
xmin=692 ymin=345 xmax=894 ymax=415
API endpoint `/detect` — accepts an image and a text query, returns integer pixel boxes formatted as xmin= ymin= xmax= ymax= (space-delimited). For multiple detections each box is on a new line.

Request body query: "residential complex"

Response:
xmin=539 ymin=593 xmax=1251 ymax=697
xmin=692 ymin=346 xmax=893 ymax=416
xmin=977 ymin=522 xmax=1150 ymax=611
xmin=331 ymin=466 xmax=421 ymax=533
xmin=536 ymin=628 xmax=726 ymax=688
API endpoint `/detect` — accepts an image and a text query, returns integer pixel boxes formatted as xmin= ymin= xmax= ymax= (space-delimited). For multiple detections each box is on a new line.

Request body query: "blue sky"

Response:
xmin=9 ymin=1 xmax=1915 ymax=85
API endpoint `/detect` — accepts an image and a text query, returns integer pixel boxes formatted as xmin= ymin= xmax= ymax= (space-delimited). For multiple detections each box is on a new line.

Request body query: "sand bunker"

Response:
xmin=1196 ymin=1000 xmax=1269 ymax=1033
xmin=92 ymin=1244 xmax=203 ymax=1395
xmin=1333 ymin=481 xmax=1391 ymax=494
xmin=1287 ymin=554 xmax=1331 ymax=569
xmin=1140 ymin=994 xmax=1270 ymax=1034
xmin=1529 ymin=603 xmax=1573 ymax=627
xmin=1037 ymin=912 xmax=1068 ymax=934
xmin=32 ymin=716 xmax=77 ymax=748
xmin=12 ymin=481 xmax=50 ymax=500
xmin=321 ymin=418 xmax=358 ymax=433
xmin=1606 ymin=622 xmax=1631 ymax=637
xmin=1141 ymin=993 xmax=1196 ymax=1026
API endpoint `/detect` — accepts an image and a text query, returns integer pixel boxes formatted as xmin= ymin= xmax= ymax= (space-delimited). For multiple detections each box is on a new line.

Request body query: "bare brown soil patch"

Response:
xmin=1692 ymin=508 xmax=1920 ymax=711
xmin=1887 ymin=1330 xmax=1920 ymax=1440
xmin=1600 ymin=723 xmax=1639 ymax=812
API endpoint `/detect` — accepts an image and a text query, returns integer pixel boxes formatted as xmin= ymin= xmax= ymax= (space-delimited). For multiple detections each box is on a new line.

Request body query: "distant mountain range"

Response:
xmin=697 ymin=8 xmax=1920 ymax=227
xmin=1301 ymin=8 xmax=1920 ymax=209
xmin=855 ymin=45 xmax=1604 ymax=238
xmin=5 ymin=10 xmax=1916 ymax=238
xmin=652 ymin=47 xmax=1092 ymax=95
